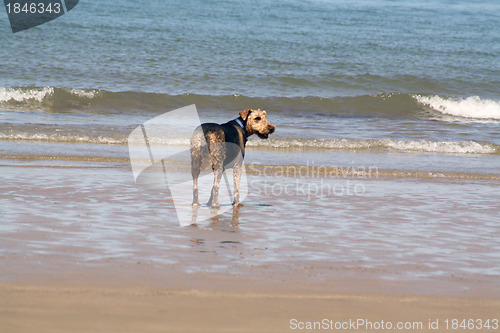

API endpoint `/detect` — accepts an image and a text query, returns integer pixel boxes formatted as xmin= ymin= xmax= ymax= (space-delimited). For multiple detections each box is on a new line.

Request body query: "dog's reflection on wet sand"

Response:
xmin=191 ymin=204 xmax=241 ymax=227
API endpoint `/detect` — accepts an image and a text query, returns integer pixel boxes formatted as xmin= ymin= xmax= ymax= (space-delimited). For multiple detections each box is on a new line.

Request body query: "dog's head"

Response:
xmin=239 ymin=109 xmax=276 ymax=139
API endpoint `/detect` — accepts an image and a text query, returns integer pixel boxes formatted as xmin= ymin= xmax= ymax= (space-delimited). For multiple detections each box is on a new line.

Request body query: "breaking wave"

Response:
xmin=414 ymin=95 xmax=500 ymax=120
xmin=2 ymin=86 xmax=499 ymax=124
xmin=249 ymin=138 xmax=499 ymax=155
xmin=1 ymin=128 xmax=497 ymax=156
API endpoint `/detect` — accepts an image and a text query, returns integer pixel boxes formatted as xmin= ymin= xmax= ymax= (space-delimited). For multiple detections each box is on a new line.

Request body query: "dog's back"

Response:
xmin=190 ymin=109 xmax=275 ymax=208
xmin=190 ymin=121 xmax=245 ymax=172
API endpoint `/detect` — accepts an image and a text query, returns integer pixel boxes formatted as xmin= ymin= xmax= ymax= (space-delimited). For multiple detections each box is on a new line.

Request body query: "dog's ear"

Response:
xmin=239 ymin=109 xmax=251 ymax=121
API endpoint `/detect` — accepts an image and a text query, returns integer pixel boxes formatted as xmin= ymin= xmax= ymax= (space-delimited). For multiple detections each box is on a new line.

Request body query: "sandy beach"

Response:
xmin=2 ymin=155 xmax=499 ymax=332
xmin=2 ymin=283 xmax=499 ymax=333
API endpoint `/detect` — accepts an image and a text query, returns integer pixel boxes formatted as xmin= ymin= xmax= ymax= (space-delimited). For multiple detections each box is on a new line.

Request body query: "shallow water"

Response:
xmin=1 ymin=157 xmax=499 ymax=290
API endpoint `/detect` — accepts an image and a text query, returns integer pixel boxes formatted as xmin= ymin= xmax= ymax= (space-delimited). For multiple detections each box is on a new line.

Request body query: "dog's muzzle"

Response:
xmin=257 ymin=124 xmax=275 ymax=139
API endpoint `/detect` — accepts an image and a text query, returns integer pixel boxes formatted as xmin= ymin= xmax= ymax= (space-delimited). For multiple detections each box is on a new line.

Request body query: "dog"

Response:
xmin=190 ymin=109 xmax=276 ymax=208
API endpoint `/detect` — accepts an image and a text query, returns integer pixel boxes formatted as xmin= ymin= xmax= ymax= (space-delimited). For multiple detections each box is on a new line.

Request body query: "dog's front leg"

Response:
xmin=232 ymin=158 xmax=243 ymax=207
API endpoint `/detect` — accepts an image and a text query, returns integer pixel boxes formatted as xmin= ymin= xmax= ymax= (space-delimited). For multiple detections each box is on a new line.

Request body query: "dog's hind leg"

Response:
xmin=207 ymin=167 xmax=222 ymax=209
xmin=206 ymin=140 xmax=225 ymax=209
xmin=191 ymin=164 xmax=201 ymax=207
xmin=190 ymin=132 xmax=203 ymax=207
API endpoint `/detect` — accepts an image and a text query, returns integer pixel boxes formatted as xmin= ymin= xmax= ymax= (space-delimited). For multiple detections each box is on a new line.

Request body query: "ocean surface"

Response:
xmin=1 ymin=0 xmax=500 ymax=287
xmin=1 ymin=0 xmax=500 ymax=170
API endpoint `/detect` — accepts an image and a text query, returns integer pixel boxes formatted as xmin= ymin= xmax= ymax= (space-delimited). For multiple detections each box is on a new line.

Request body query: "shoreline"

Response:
xmin=2 ymin=154 xmax=500 ymax=182
xmin=3 ymin=262 xmax=500 ymax=299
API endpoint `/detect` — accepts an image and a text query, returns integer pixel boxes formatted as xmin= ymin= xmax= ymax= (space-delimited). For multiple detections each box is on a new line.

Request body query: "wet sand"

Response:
xmin=2 ymin=283 xmax=500 ymax=333
xmin=1 ymin=156 xmax=500 ymax=332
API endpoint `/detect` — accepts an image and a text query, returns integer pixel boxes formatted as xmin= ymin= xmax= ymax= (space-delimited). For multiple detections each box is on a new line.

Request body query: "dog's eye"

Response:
xmin=255 ymin=117 xmax=261 ymax=121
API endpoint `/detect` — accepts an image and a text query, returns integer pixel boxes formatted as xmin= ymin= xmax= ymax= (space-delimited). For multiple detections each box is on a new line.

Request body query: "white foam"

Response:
xmin=128 ymin=136 xmax=191 ymax=146
xmin=0 ymin=131 xmax=193 ymax=146
xmin=414 ymin=95 xmax=500 ymax=120
xmin=1 ymin=130 xmax=496 ymax=155
xmin=0 ymin=132 xmax=124 ymax=145
xmin=382 ymin=139 xmax=496 ymax=155
xmin=249 ymin=138 xmax=497 ymax=155
xmin=69 ymin=88 xmax=98 ymax=98
xmin=248 ymin=138 xmax=370 ymax=150
xmin=0 ymin=87 xmax=54 ymax=103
